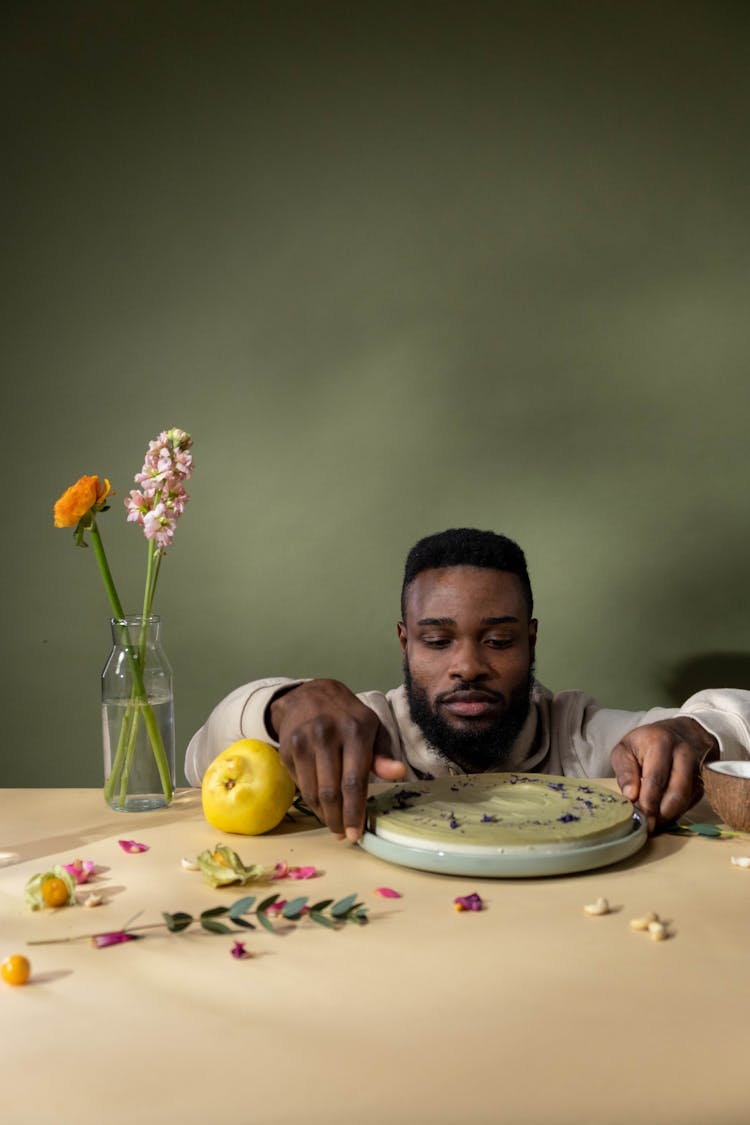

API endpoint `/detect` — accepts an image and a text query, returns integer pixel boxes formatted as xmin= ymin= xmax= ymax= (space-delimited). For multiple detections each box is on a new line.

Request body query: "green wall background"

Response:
xmin=3 ymin=1 xmax=749 ymax=787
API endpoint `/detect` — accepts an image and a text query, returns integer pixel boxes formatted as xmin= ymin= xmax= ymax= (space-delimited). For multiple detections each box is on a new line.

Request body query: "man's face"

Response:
xmin=398 ymin=566 xmax=537 ymax=772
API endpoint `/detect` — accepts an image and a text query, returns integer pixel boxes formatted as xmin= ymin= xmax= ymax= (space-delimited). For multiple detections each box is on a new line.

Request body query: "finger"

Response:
xmin=373 ymin=757 xmax=408 ymax=781
xmin=340 ymin=720 xmax=383 ymax=842
xmin=314 ymin=741 xmax=347 ymax=839
xmin=371 ymin=722 xmax=407 ymax=781
xmin=633 ymin=746 xmax=673 ymax=828
xmin=656 ymin=743 xmax=701 ymax=823
xmin=280 ymin=733 xmax=330 ymax=833
xmin=610 ymin=741 xmax=641 ymax=804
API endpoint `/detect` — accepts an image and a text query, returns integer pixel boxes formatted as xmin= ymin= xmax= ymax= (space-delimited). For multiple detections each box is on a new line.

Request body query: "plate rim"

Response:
xmin=358 ymin=810 xmax=648 ymax=878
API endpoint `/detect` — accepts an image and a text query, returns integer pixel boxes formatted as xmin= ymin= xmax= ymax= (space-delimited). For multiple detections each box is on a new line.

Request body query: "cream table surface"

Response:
xmin=1 ymin=786 xmax=748 ymax=1125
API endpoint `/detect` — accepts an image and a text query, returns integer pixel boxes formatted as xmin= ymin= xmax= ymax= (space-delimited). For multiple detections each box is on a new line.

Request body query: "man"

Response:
xmin=185 ymin=528 xmax=750 ymax=839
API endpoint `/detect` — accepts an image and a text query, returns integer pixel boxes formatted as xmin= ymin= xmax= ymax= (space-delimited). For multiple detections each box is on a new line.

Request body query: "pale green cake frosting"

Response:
xmin=366 ymin=773 xmax=635 ymax=855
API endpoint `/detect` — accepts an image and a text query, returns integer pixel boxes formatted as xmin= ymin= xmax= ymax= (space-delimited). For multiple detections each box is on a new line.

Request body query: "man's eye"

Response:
xmin=486 ymin=637 xmax=514 ymax=648
xmin=421 ymin=636 xmax=450 ymax=648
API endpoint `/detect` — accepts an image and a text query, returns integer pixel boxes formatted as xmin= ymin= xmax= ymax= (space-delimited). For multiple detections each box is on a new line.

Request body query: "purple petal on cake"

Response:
xmin=480 ymin=814 xmax=497 ymax=823
xmin=449 ymin=815 xmax=459 ymax=829
xmin=557 ymin=814 xmax=580 ymax=823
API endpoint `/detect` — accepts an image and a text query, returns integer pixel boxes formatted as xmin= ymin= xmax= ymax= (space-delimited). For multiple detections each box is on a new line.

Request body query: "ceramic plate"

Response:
xmin=359 ymin=772 xmax=648 ymax=877
xmin=359 ymin=810 xmax=647 ymax=877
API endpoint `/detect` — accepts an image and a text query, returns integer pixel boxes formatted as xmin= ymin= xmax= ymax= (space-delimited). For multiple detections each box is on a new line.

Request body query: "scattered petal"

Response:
xmin=266 ymin=899 xmax=287 ymax=915
xmin=272 ymin=862 xmax=318 ymax=880
xmin=63 ymin=859 xmax=96 ymax=884
xmin=731 ymin=855 xmax=750 ymax=868
xmin=82 ymin=893 xmax=104 ymax=908
xmin=230 ymin=940 xmax=251 ymax=959
xmin=453 ymin=892 xmax=484 ymax=912
xmin=91 ymin=931 xmax=140 ymax=948
xmin=180 ymin=856 xmax=200 ymax=871
xmin=374 ymin=887 xmax=402 ymax=898
xmin=118 ymin=840 xmax=149 ymax=854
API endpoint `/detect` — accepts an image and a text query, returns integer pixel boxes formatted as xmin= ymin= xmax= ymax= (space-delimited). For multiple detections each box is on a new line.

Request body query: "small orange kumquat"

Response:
xmin=1 ymin=955 xmax=31 ymax=986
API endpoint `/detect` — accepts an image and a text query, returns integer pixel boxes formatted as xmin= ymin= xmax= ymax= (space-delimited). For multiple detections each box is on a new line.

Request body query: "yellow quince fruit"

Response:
xmin=201 ymin=739 xmax=296 ymax=835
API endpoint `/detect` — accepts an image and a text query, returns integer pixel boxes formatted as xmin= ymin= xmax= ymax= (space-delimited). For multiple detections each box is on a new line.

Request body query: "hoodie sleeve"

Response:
xmin=184 ymin=677 xmax=304 ymax=786
xmin=556 ymin=688 xmax=750 ymax=779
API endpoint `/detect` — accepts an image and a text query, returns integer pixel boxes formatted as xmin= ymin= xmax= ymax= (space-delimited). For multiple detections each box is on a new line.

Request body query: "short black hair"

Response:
xmin=400 ymin=528 xmax=533 ymax=619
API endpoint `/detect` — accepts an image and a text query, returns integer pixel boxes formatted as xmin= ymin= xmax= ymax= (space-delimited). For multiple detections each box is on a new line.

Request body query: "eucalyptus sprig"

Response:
xmin=165 ymin=892 xmax=368 ymax=934
xmin=27 ymin=892 xmax=368 ymax=947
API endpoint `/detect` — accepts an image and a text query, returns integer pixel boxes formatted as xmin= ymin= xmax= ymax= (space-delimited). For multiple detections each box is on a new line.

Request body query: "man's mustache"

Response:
xmin=436 ymin=683 xmax=506 ymax=705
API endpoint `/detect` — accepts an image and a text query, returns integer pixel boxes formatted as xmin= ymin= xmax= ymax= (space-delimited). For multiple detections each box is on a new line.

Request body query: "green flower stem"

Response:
xmin=104 ymin=700 xmax=137 ymax=803
xmin=91 ymin=523 xmax=173 ymax=806
xmin=89 ymin=521 xmax=126 ymax=622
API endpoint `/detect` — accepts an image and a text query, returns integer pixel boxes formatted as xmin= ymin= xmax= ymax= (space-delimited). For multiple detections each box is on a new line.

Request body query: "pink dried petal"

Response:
xmin=273 ymin=862 xmax=318 ymax=880
xmin=374 ymin=887 xmax=402 ymax=898
xmin=118 ymin=840 xmax=149 ymax=854
xmin=91 ymin=931 xmax=139 ymax=948
xmin=453 ymin=892 xmax=484 ymax=912
xmin=231 ymin=940 xmax=251 ymax=959
xmin=266 ymin=900 xmax=286 ymax=915
xmin=63 ymin=859 xmax=96 ymax=884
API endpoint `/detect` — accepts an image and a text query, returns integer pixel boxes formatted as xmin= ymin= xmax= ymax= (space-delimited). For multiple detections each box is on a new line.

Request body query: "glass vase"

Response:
xmin=101 ymin=614 xmax=175 ymax=812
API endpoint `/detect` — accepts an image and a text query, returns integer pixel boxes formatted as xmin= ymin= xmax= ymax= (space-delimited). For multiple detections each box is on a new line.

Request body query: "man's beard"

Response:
xmin=403 ymin=658 xmax=534 ymax=773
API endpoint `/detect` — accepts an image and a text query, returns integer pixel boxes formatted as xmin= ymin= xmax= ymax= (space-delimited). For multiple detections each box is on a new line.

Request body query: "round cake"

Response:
xmin=365 ymin=773 xmax=635 ymax=855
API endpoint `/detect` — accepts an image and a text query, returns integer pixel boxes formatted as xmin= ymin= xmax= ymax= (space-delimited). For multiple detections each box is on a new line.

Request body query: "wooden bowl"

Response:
xmin=701 ymin=761 xmax=750 ymax=832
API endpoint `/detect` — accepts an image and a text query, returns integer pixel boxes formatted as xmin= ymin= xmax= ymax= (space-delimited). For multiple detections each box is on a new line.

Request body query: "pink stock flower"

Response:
xmin=124 ymin=428 xmax=193 ymax=553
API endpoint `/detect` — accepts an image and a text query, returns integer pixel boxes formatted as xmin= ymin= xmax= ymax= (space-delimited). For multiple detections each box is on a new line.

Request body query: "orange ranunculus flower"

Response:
xmin=53 ymin=475 xmax=111 ymax=528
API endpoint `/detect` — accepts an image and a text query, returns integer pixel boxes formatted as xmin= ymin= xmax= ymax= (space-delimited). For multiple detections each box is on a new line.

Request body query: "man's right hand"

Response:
xmin=269 ymin=679 xmax=406 ymax=842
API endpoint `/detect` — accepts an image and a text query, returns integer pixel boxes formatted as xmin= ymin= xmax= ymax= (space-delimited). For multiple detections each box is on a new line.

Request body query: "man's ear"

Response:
xmin=397 ymin=621 xmax=407 ymax=654
xmin=529 ymin=618 xmax=538 ymax=661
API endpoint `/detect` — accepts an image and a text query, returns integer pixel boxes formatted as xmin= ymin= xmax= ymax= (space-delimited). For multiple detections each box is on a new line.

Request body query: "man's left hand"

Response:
xmin=610 ymin=717 xmax=719 ymax=831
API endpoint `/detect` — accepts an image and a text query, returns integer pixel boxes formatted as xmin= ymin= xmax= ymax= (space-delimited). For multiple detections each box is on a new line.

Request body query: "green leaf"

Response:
xmin=230 ymin=917 xmax=256 ymax=930
xmin=281 ymin=896 xmax=309 ymax=919
xmin=256 ymin=910 xmax=277 ymax=934
xmin=200 ymin=918 xmax=234 ymax=934
xmin=309 ymin=899 xmax=334 ymax=913
xmin=256 ymin=893 xmax=280 ymax=913
xmin=687 ymin=823 xmax=723 ymax=838
xmin=163 ymin=911 xmax=193 ymax=933
xmin=309 ymin=911 xmax=337 ymax=929
xmin=350 ymin=907 xmax=369 ymax=925
xmin=229 ymin=896 xmax=257 ymax=919
xmin=331 ymin=893 xmax=359 ymax=917
xmin=199 ymin=906 xmax=230 ymax=920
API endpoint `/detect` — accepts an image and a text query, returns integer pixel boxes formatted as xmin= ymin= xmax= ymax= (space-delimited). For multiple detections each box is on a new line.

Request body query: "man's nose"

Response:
xmin=448 ymin=640 xmax=489 ymax=681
